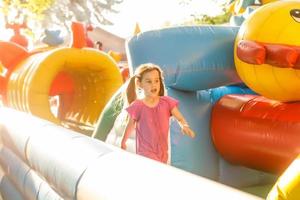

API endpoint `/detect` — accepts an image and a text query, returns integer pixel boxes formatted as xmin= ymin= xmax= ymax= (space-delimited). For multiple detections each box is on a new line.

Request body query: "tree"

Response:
xmin=0 ymin=0 xmax=123 ymax=40
xmin=177 ymin=0 xmax=231 ymax=25
xmin=190 ymin=8 xmax=231 ymax=25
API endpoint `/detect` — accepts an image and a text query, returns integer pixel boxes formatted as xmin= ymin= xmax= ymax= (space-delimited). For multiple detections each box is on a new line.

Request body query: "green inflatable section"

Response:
xmin=92 ymin=85 xmax=125 ymax=141
xmin=241 ymin=184 xmax=274 ymax=199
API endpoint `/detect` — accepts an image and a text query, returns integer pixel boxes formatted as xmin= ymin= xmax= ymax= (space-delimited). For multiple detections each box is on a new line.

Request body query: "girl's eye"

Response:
xmin=290 ymin=9 xmax=300 ymax=23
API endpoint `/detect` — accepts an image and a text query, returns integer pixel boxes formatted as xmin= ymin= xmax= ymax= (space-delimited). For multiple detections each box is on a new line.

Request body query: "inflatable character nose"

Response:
xmin=237 ymin=40 xmax=300 ymax=68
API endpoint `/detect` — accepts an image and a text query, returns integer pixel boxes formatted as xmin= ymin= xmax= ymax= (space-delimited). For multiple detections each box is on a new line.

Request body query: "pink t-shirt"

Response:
xmin=126 ymin=96 xmax=178 ymax=163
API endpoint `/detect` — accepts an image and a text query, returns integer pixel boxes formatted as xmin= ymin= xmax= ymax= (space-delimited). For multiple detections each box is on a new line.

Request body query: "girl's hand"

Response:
xmin=171 ymin=107 xmax=196 ymax=138
xmin=181 ymin=125 xmax=195 ymax=138
xmin=121 ymin=140 xmax=127 ymax=150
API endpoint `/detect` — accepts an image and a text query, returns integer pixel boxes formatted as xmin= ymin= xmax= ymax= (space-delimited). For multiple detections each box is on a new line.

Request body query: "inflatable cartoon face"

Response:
xmin=234 ymin=1 xmax=300 ymax=102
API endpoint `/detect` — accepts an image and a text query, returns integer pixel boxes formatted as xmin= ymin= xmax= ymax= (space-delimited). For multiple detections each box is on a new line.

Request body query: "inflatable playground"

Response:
xmin=0 ymin=0 xmax=300 ymax=199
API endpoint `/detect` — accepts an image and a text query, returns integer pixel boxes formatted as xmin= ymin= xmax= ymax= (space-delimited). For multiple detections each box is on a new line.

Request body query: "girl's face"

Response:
xmin=138 ymin=70 xmax=161 ymax=98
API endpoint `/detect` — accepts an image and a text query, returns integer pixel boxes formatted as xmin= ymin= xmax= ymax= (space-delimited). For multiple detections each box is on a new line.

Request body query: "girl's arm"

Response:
xmin=121 ymin=117 xmax=135 ymax=150
xmin=171 ymin=106 xmax=195 ymax=138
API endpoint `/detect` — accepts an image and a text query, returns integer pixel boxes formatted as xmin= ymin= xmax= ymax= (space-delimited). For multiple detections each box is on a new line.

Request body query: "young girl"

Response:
xmin=121 ymin=63 xmax=195 ymax=163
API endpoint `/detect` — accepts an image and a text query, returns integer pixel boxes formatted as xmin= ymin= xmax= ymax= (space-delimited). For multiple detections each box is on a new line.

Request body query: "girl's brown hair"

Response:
xmin=126 ymin=63 xmax=165 ymax=104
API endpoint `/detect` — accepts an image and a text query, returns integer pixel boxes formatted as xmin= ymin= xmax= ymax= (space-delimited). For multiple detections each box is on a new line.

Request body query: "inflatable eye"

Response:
xmin=290 ymin=9 xmax=300 ymax=23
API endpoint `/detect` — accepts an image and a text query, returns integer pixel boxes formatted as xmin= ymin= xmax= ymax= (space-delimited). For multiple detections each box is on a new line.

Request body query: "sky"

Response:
xmin=0 ymin=0 xmax=227 ymax=40
xmin=99 ymin=0 xmax=227 ymax=38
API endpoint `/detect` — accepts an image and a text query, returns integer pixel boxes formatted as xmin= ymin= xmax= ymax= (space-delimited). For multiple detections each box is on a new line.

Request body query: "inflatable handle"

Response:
xmin=71 ymin=22 xmax=87 ymax=48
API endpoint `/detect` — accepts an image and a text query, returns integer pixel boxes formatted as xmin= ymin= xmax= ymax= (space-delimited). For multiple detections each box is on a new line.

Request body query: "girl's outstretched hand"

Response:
xmin=121 ymin=141 xmax=127 ymax=150
xmin=171 ymin=107 xmax=196 ymax=138
xmin=181 ymin=125 xmax=196 ymax=138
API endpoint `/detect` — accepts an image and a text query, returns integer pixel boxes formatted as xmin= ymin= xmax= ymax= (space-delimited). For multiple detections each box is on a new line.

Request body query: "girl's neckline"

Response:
xmin=141 ymin=97 xmax=161 ymax=108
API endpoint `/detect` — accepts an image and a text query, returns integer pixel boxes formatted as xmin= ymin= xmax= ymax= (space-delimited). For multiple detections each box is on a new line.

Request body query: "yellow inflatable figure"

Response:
xmin=267 ymin=155 xmax=300 ymax=200
xmin=234 ymin=1 xmax=300 ymax=102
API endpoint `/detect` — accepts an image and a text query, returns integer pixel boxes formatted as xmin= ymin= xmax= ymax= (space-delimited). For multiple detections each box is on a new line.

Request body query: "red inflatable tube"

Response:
xmin=211 ymin=94 xmax=300 ymax=174
xmin=0 ymin=42 xmax=30 ymax=104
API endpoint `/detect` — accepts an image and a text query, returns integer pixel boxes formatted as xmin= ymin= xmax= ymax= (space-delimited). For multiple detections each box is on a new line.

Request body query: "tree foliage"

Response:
xmin=2 ymin=0 xmax=54 ymax=16
xmin=1 ymin=0 xmax=123 ymax=39
xmin=178 ymin=0 xmax=231 ymax=25
xmin=190 ymin=8 xmax=231 ymax=25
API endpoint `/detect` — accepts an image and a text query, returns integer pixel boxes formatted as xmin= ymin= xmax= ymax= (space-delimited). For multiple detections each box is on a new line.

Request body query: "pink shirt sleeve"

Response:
xmin=125 ymin=101 xmax=140 ymax=121
xmin=162 ymin=96 xmax=179 ymax=111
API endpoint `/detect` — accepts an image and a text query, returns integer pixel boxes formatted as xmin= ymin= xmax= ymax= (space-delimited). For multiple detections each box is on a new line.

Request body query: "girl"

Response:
xmin=121 ymin=63 xmax=195 ymax=163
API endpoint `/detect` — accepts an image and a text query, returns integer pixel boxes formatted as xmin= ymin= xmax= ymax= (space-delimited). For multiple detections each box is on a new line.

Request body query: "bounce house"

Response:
xmin=0 ymin=1 xmax=300 ymax=200
xmin=93 ymin=1 xmax=300 ymax=199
